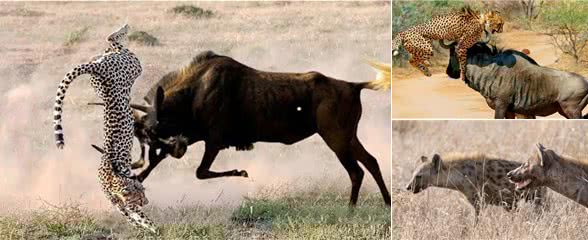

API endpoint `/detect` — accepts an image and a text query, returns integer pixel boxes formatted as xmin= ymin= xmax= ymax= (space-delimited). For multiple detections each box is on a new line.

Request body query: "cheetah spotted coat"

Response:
xmin=392 ymin=7 xmax=504 ymax=81
xmin=52 ymin=24 xmax=156 ymax=233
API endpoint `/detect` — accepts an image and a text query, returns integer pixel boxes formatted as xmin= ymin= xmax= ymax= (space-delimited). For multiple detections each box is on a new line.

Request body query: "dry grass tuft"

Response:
xmin=64 ymin=27 xmax=89 ymax=47
xmin=128 ymin=31 xmax=160 ymax=46
xmin=171 ymin=5 xmax=214 ymax=19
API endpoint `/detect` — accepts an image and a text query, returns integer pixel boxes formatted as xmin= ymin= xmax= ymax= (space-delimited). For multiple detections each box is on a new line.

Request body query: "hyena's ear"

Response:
xmin=535 ymin=143 xmax=546 ymax=166
xmin=432 ymin=154 xmax=443 ymax=172
xmin=420 ymin=156 xmax=428 ymax=163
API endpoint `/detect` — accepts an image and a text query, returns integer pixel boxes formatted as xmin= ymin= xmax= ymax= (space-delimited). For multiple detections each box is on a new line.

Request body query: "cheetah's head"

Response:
xmin=483 ymin=10 xmax=504 ymax=34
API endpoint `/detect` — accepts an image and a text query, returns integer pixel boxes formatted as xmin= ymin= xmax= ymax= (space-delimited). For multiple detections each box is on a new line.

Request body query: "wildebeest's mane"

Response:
xmin=469 ymin=42 xmax=539 ymax=66
xmin=144 ymin=51 xmax=222 ymax=102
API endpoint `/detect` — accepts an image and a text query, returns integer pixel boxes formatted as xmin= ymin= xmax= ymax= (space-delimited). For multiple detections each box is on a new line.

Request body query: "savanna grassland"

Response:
xmin=0 ymin=2 xmax=391 ymax=239
xmin=392 ymin=121 xmax=588 ymax=240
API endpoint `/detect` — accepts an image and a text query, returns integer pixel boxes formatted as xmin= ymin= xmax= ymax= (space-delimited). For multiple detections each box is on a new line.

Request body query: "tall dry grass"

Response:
xmin=392 ymin=120 xmax=588 ymax=239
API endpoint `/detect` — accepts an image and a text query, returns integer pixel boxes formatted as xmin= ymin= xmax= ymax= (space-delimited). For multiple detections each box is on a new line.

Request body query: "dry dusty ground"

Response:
xmin=391 ymin=28 xmax=588 ymax=119
xmin=0 ymin=2 xmax=391 ymax=239
xmin=392 ymin=120 xmax=588 ymax=240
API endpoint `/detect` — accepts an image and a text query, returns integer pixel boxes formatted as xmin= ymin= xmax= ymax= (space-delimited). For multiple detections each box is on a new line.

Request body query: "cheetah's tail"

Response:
xmin=53 ymin=63 xmax=93 ymax=149
xmin=392 ymin=35 xmax=403 ymax=57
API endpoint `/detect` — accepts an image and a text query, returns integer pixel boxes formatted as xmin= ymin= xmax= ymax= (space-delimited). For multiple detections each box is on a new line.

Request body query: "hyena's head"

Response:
xmin=507 ymin=143 xmax=551 ymax=190
xmin=406 ymin=154 xmax=461 ymax=193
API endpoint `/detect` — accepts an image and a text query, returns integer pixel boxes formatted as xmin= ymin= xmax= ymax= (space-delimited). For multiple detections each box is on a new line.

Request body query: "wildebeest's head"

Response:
xmin=406 ymin=154 xmax=461 ymax=194
xmin=507 ymin=143 xmax=552 ymax=191
xmin=130 ymin=87 xmax=188 ymax=158
xmin=440 ymin=39 xmax=539 ymax=80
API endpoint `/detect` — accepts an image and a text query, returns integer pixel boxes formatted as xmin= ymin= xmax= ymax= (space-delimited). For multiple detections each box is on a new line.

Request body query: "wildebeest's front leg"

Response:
xmin=493 ymin=100 xmax=509 ymax=119
xmin=195 ymin=142 xmax=249 ymax=179
xmin=131 ymin=141 xmax=146 ymax=169
xmin=135 ymin=147 xmax=168 ymax=182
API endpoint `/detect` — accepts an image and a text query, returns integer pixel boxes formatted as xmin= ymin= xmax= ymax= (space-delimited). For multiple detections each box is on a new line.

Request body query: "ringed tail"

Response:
xmin=361 ymin=60 xmax=391 ymax=91
xmin=53 ymin=63 xmax=93 ymax=149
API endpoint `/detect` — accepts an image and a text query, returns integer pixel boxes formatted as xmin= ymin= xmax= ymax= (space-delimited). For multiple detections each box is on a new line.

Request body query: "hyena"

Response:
xmin=508 ymin=143 xmax=588 ymax=208
xmin=406 ymin=153 xmax=546 ymax=221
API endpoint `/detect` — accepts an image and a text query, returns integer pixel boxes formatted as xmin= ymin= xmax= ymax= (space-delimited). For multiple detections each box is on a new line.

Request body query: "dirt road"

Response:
xmin=392 ymin=30 xmax=575 ymax=119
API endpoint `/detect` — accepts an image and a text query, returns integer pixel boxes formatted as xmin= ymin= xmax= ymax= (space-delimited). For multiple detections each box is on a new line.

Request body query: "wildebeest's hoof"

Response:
xmin=239 ymin=170 xmax=248 ymax=177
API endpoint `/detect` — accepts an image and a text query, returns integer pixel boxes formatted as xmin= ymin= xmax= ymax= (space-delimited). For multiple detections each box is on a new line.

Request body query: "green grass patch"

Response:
xmin=128 ymin=31 xmax=160 ymax=46
xmin=232 ymin=192 xmax=390 ymax=239
xmin=0 ymin=203 xmax=109 ymax=239
xmin=64 ymin=27 xmax=89 ymax=47
xmin=171 ymin=5 xmax=214 ymax=19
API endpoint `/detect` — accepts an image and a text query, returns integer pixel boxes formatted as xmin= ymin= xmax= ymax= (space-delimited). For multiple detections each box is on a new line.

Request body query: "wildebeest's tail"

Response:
xmin=392 ymin=34 xmax=403 ymax=56
xmin=357 ymin=60 xmax=390 ymax=91
xmin=53 ymin=63 xmax=94 ymax=149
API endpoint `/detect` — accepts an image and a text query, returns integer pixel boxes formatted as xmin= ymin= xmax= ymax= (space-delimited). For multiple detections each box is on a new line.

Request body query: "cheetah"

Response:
xmin=508 ymin=144 xmax=588 ymax=208
xmin=392 ymin=7 xmax=504 ymax=81
xmin=52 ymin=24 xmax=156 ymax=233
xmin=406 ymin=153 xmax=545 ymax=223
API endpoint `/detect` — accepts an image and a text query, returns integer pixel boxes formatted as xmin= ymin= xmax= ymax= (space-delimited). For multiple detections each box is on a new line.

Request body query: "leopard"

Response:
xmin=392 ymin=6 xmax=504 ymax=81
xmin=52 ymin=24 xmax=156 ymax=233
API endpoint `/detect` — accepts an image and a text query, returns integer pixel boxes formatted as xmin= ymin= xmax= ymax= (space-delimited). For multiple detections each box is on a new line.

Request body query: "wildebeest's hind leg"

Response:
xmin=316 ymin=102 xmax=365 ymax=206
xmin=195 ymin=142 xmax=248 ymax=179
xmin=559 ymin=97 xmax=588 ymax=119
xmin=350 ymin=136 xmax=391 ymax=206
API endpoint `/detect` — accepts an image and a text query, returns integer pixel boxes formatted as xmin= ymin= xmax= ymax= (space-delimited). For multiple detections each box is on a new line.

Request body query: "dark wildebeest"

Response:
xmin=441 ymin=40 xmax=588 ymax=119
xmin=99 ymin=51 xmax=391 ymax=206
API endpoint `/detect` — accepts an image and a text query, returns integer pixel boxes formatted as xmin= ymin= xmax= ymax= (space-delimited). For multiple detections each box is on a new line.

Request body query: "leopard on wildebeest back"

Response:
xmin=392 ymin=6 xmax=504 ymax=81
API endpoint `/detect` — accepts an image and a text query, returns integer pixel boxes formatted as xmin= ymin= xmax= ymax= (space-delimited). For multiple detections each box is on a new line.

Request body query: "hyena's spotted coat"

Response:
xmin=406 ymin=153 xmax=545 ymax=221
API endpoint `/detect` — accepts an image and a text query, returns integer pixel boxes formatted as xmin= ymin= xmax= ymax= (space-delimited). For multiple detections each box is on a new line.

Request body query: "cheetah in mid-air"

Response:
xmin=392 ymin=7 xmax=504 ymax=81
xmin=52 ymin=24 xmax=156 ymax=233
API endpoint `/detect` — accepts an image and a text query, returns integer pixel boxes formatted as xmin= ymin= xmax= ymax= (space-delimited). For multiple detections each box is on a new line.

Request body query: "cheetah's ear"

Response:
xmin=420 ymin=156 xmax=428 ymax=163
xmin=432 ymin=154 xmax=443 ymax=172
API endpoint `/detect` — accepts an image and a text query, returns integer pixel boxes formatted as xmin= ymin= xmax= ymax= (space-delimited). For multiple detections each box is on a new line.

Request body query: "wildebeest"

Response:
xmin=98 ymin=51 xmax=391 ymax=206
xmin=441 ymin=40 xmax=588 ymax=119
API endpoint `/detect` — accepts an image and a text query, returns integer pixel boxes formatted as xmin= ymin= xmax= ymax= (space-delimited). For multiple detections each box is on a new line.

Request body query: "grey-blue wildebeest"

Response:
xmin=441 ymin=40 xmax=588 ymax=119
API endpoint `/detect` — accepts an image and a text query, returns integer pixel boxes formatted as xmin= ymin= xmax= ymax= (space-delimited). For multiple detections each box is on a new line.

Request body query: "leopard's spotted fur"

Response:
xmin=52 ymin=24 xmax=156 ymax=233
xmin=392 ymin=7 xmax=504 ymax=81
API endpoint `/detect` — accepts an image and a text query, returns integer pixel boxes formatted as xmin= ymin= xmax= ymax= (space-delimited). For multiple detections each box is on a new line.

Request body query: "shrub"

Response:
xmin=539 ymin=1 xmax=588 ymax=63
xmin=171 ymin=5 xmax=213 ymax=19
xmin=128 ymin=31 xmax=160 ymax=46
xmin=64 ymin=27 xmax=89 ymax=47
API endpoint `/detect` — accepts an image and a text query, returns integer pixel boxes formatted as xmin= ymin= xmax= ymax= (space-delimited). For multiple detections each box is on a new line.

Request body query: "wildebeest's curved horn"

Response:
xmin=480 ymin=29 xmax=491 ymax=44
xmin=91 ymin=144 xmax=105 ymax=154
xmin=130 ymin=103 xmax=151 ymax=113
xmin=438 ymin=40 xmax=456 ymax=49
